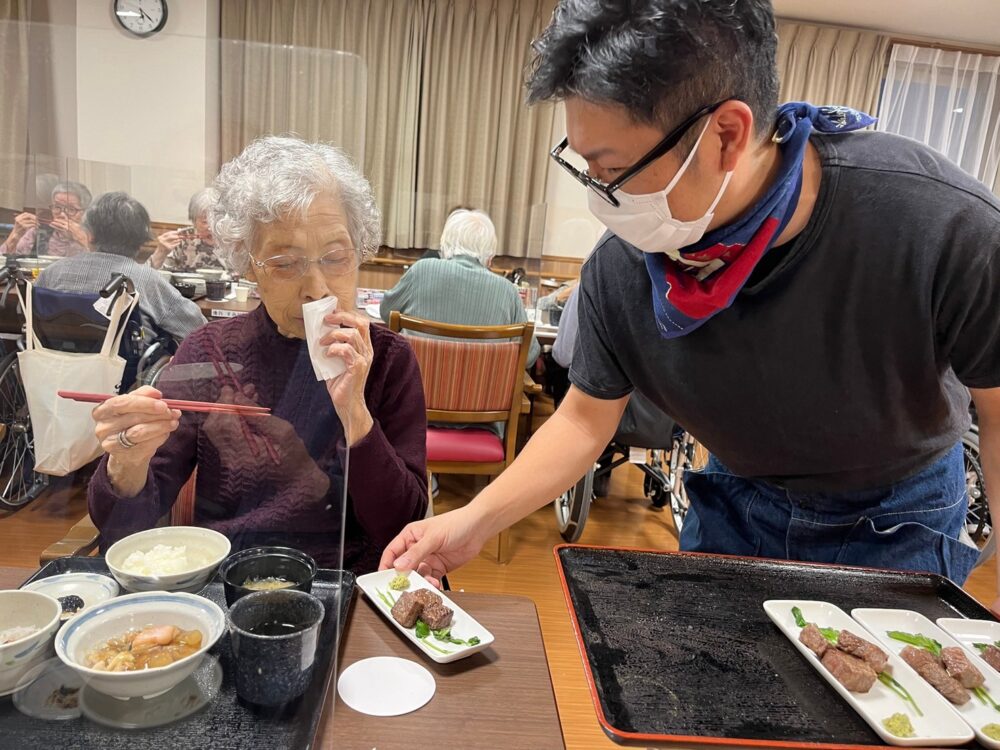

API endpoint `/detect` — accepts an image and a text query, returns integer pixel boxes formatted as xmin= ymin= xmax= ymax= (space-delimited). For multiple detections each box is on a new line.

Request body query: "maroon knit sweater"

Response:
xmin=88 ymin=306 xmax=428 ymax=573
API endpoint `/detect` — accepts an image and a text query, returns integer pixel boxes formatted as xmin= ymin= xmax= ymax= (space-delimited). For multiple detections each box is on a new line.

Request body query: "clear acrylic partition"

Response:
xmin=0 ymin=18 xmax=374 ymax=746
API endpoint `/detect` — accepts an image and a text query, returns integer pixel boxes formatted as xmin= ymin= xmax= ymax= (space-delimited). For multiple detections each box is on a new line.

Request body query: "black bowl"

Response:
xmin=219 ymin=546 xmax=317 ymax=607
xmin=172 ymin=281 xmax=196 ymax=299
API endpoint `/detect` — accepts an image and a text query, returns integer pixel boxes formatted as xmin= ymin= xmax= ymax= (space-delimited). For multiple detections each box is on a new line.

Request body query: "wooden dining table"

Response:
xmin=0 ymin=566 xmax=565 ymax=750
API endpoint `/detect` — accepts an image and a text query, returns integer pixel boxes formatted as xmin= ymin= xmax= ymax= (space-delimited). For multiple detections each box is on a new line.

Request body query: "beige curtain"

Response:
xmin=221 ymin=0 xmax=423 ymax=247
xmin=776 ymin=20 xmax=891 ymax=116
xmin=221 ymin=0 xmax=555 ymax=255
xmin=0 ymin=1 xmax=30 ymax=212
xmin=414 ymin=0 xmax=555 ymax=255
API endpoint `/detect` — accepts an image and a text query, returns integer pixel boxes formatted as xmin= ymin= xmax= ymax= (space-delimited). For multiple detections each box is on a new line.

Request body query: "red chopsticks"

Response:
xmin=57 ymin=391 xmax=270 ymax=416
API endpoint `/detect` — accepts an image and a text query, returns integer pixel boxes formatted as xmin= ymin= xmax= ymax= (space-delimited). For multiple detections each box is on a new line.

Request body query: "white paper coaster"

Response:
xmin=337 ymin=656 xmax=435 ymax=716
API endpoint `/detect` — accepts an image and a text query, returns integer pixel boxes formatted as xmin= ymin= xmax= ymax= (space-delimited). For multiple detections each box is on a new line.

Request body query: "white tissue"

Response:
xmin=302 ymin=296 xmax=348 ymax=381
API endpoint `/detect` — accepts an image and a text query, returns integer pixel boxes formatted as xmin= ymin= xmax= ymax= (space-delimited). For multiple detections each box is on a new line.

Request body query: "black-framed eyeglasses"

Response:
xmin=550 ymin=100 xmax=729 ymax=207
xmin=248 ymin=248 xmax=359 ymax=281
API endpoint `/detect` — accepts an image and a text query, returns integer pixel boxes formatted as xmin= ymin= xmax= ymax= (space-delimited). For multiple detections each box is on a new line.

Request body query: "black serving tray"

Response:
xmin=555 ymin=545 xmax=997 ymax=748
xmin=2 ymin=556 xmax=354 ymax=749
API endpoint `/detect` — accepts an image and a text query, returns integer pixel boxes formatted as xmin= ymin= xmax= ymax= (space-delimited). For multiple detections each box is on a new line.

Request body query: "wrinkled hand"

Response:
xmin=5 ymin=212 xmax=36 ymax=248
xmin=320 ymin=310 xmax=374 ymax=445
xmin=50 ymin=217 xmax=89 ymax=247
xmin=379 ymin=506 xmax=491 ymax=588
xmin=157 ymin=229 xmax=184 ymax=252
xmin=92 ymin=386 xmax=182 ymax=467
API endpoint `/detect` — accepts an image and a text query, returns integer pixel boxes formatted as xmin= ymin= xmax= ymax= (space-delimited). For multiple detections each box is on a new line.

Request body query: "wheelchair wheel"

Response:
xmin=554 ymin=468 xmax=595 ymax=543
xmin=963 ymin=425 xmax=989 ymax=544
xmin=665 ymin=431 xmax=707 ymax=536
xmin=0 ymin=353 xmax=48 ymax=509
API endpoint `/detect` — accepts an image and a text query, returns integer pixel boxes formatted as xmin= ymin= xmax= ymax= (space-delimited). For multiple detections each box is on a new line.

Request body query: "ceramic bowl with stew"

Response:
xmin=55 ymin=591 xmax=225 ymax=699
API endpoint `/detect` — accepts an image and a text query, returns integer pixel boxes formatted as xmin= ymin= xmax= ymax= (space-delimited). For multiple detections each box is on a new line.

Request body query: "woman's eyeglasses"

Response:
xmin=50 ymin=203 xmax=83 ymax=218
xmin=550 ymin=100 xmax=729 ymax=207
xmin=248 ymin=249 xmax=359 ymax=281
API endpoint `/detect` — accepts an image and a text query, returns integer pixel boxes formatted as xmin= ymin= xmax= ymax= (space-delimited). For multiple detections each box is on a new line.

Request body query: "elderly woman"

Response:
xmin=150 ymin=188 xmax=224 ymax=272
xmin=3 ymin=181 xmax=92 ymax=257
xmin=87 ymin=137 xmax=428 ymax=573
xmin=37 ymin=191 xmax=204 ymax=341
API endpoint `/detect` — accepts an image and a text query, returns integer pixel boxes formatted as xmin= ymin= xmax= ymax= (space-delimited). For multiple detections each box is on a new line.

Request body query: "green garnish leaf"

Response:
xmin=789 ymin=607 xmax=838 ymax=644
xmin=878 ymin=672 xmax=923 ymax=717
xmin=887 ymin=631 xmax=942 ymax=657
xmin=974 ymin=641 xmax=1000 ymax=653
xmin=468 ymin=636 xmax=481 ymax=646
xmin=415 ymin=619 xmax=430 ymax=639
xmin=975 ymin=686 xmax=1000 ymax=713
xmin=792 ymin=606 xmax=807 ymax=628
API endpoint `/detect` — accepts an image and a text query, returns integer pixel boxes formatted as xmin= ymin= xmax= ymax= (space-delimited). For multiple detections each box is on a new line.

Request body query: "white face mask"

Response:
xmin=587 ymin=120 xmax=733 ymax=264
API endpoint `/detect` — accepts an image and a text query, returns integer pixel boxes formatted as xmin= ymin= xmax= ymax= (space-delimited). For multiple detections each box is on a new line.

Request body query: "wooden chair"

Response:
xmin=40 ymin=470 xmax=198 ymax=564
xmin=388 ymin=311 xmax=535 ymax=563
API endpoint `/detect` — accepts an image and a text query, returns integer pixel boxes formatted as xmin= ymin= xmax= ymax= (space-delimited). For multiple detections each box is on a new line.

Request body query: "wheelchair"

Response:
xmin=553 ymin=390 xmax=707 ymax=543
xmin=0 ymin=270 xmax=176 ymax=509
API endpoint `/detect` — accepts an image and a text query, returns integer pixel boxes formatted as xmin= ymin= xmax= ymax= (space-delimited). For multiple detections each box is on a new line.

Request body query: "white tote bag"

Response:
xmin=17 ymin=281 xmax=140 ymax=476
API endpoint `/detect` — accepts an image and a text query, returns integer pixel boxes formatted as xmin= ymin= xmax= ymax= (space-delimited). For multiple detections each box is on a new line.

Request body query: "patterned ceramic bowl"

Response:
xmin=55 ymin=591 xmax=225 ymax=700
xmin=0 ymin=590 xmax=62 ymax=696
xmin=105 ymin=526 xmax=231 ymax=594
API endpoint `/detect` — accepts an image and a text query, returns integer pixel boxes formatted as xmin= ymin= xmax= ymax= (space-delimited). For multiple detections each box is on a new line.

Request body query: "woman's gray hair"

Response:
xmin=440 ymin=209 xmax=497 ymax=266
xmin=84 ymin=191 xmax=151 ymax=258
xmin=188 ymin=187 xmax=219 ymax=223
xmin=51 ymin=181 xmax=93 ymax=210
xmin=211 ymin=136 xmax=381 ymax=274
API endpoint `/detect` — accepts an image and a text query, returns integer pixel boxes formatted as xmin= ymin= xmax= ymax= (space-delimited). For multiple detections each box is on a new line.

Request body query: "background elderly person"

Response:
xmin=150 ymin=188 xmax=224 ymax=271
xmin=379 ymin=208 xmax=540 ymax=365
xmin=37 ymin=191 xmax=205 ymax=341
xmin=4 ymin=180 xmax=92 ymax=257
xmin=86 ymin=136 xmax=428 ymax=573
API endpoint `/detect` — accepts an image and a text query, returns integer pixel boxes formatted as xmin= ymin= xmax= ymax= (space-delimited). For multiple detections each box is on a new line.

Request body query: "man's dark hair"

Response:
xmin=84 ymin=191 xmax=152 ymax=258
xmin=526 ymin=0 xmax=779 ymax=139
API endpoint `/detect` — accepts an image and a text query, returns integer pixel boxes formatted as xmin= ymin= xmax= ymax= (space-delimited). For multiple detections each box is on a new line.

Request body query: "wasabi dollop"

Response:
xmin=882 ymin=713 xmax=915 ymax=738
xmin=389 ymin=573 xmax=410 ymax=591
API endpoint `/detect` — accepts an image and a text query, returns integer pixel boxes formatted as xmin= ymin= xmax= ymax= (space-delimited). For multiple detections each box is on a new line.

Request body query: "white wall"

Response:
xmin=73 ymin=0 xmax=218 ymax=223
xmin=23 ymin=1 xmax=219 ymax=222
xmin=540 ymin=102 xmax=606 ymax=260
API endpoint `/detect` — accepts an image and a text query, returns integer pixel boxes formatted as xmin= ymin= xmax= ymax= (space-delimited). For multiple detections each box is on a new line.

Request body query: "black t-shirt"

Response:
xmin=571 ymin=130 xmax=1000 ymax=492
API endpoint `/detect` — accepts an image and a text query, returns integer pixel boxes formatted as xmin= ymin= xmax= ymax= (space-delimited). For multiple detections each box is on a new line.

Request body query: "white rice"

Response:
xmin=121 ymin=544 xmax=195 ymax=576
xmin=0 ymin=625 xmax=38 ymax=645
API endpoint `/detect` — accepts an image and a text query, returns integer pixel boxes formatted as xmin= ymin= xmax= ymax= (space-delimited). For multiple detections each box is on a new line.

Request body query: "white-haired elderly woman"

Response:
xmin=379 ymin=208 xmax=540 ymax=364
xmin=86 ymin=136 xmax=428 ymax=573
xmin=150 ymin=188 xmax=223 ymax=271
xmin=4 ymin=180 xmax=92 ymax=257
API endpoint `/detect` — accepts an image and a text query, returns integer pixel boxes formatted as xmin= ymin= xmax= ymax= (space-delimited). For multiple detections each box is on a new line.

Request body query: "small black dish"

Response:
xmin=219 ymin=546 xmax=317 ymax=607
xmin=172 ymin=281 xmax=196 ymax=298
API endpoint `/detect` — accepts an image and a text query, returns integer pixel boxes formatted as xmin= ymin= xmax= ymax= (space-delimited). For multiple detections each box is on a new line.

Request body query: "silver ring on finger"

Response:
xmin=117 ymin=428 xmax=137 ymax=449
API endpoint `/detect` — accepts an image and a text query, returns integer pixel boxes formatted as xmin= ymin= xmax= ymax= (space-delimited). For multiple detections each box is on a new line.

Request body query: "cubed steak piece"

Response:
xmin=390 ymin=591 xmax=424 ymax=628
xmin=799 ymin=624 xmax=830 ymax=658
xmin=941 ymin=646 xmax=985 ymax=689
xmin=900 ymin=645 xmax=971 ymax=705
xmin=820 ymin=649 xmax=878 ymax=693
xmin=837 ymin=630 xmax=889 ymax=673
xmin=412 ymin=589 xmax=443 ymax=609
xmin=981 ymin=645 xmax=1000 ymax=674
xmin=421 ymin=602 xmax=454 ymax=630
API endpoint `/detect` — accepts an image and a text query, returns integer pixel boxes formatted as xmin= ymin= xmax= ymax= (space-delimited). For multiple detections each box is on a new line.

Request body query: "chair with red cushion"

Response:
xmin=389 ymin=311 xmax=535 ymax=563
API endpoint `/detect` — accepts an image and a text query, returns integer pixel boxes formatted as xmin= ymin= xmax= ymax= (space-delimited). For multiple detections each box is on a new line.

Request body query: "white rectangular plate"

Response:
xmin=852 ymin=608 xmax=1000 ymax=749
xmin=937 ymin=617 xmax=1000 ymax=678
xmin=355 ymin=570 xmax=495 ymax=664
xmin=763 ymin=600 xmax=973 ymax=747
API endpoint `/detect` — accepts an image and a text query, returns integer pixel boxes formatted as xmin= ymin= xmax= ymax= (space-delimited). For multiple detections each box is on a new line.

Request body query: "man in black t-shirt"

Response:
xmin=381 ymin=1 xmax=1000 ymax=600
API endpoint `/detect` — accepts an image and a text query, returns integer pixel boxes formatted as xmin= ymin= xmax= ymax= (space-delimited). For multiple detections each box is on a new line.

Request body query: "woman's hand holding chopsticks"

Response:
xmin=92 ymin=386 xmax=182 ymax=497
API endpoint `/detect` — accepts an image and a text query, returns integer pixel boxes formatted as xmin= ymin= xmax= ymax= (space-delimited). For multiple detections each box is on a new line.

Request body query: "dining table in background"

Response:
xmin=0 ymin=566 xmax=565 ymax=750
